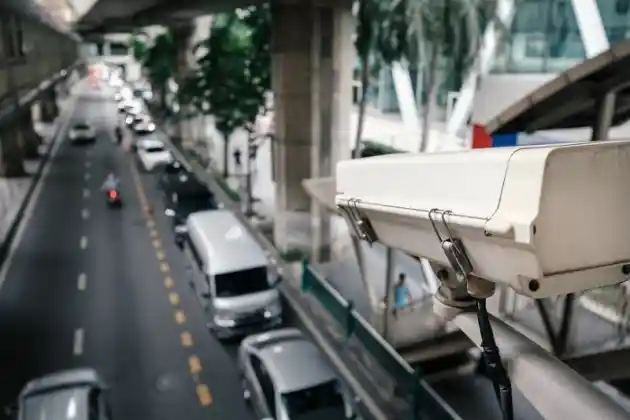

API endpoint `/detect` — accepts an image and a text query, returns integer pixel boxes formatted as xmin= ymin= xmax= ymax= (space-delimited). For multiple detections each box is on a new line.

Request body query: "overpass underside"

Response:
xmin=0 ymin=1 xmax=79 ymax=176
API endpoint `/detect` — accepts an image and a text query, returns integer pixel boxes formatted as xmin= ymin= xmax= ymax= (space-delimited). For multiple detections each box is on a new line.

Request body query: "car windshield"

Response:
xmin=281 ymin=380 xmax=346 ymax=419
xmin=145 ymin=146 xmax=165 ymax=153
xmin=74 ymin=124 xmax=89 ymax=130
xmin=214 ymin=267 xmax=269 ymax=297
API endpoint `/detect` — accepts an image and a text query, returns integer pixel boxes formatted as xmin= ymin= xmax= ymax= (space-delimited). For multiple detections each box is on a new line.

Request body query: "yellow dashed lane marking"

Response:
xmin=152 ymin=239 xmax=161 ymax=249
xmin=196 ymin=384 xmax=212 ymax=406
xmin=189 ymin=355 xmax=202 ymax=374
xmin=165 ymin=277 xmax=174 ymax=288
xmin=156 ymin=250 xmax=166 ymax=261
xmin=150 ymin=229 xmax=158 ymax=239
xmin=175 ymin=311 xmax=186 ymax=324
xmin=181 ymin=332 xmax=193 ymax=347
xmin=169 ymin=292 xmax=180 ymax=306
xmin=160 ymin=262 xmax=170 ymax=273
xmin=147 ymin=220 xmax=155 ymax=229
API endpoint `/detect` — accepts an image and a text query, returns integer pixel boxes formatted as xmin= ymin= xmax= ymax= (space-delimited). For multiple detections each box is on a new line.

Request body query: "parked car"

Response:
xmin=184 ymin=210 xmax=283 ymax=339
xmin=163 ymin=174 xmax=219 ymax=244
xmin=137 ymin=139 xmax=172 ymax=172
xmin=238 ymin=328 xmax=359 ymax=420
xmin=131 ymin=116 xmax=156 ymax=134
xmin=158 ymin=160 xmax=188 ymax=191
xmin=6 ymin=368 xmax=113 ymax=420
xmin=68 ymin=122 xmax=96 ymax=144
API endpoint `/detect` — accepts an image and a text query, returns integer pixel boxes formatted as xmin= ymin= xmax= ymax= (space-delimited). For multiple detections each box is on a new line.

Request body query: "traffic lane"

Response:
xmin=135 ymin=164 xmax=257 ymax=419
xmin=0 ymin=95 xmax=98 ymax=406
xmin=71 ymin=97 xmax=210 ymax=419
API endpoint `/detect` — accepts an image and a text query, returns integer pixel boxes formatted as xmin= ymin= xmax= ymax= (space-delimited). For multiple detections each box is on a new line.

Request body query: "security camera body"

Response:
xmin=336 ymin=141 xmax=630 ymax=299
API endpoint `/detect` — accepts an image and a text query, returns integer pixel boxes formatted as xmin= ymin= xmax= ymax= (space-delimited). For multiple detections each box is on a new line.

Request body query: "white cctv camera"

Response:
xmin=336 ymin=140 xmax=630 ymax=299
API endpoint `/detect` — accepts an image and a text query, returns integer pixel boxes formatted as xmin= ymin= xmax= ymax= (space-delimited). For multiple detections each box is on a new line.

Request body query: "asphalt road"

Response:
xmin=0 ymin=85 xmax=255 ymax=420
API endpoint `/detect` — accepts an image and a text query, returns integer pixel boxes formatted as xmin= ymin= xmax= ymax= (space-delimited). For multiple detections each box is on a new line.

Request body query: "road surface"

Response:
xmin=0 ymin=85 xmax=255 ymax=420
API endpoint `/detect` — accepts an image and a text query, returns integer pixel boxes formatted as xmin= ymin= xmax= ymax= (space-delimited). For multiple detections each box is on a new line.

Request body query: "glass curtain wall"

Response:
xmin=597 ymin=0 xmax=630 ymax=45
xmin=493 ymin=0 xmax=585 ymax=73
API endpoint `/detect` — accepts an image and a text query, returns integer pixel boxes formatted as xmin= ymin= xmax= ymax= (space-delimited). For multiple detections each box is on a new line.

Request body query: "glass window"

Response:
xmin=598 ymin=0 xmax=630 ymax=45
xmin=110 ymin=42 xmax=128 ymax=56
xmin=146 ymin=146 xmax=165 ymax=153
xmin=214 ymin=267 xmax=270 ymax=297
xmin=493 ymin=0 xmax=585 ymax=73
xmin=281 ymin=380 xmax=345 ymax=418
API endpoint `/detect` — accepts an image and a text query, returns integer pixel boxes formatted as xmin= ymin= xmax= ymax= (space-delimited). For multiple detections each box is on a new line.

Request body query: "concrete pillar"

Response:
xmin=0 ymin=125 xmax=26 ymax=178
xmin=271 ymin=0 xmax=354 ymax=258
xmin=19 ymin=108 xmax=41 ymax=159
xmin=40 ymin=89 xmax=58 ymax=123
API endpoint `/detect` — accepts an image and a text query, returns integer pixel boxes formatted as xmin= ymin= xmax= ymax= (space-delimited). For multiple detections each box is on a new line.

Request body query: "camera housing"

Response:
xmin=336 ymin=141 xmax=630 ymax=299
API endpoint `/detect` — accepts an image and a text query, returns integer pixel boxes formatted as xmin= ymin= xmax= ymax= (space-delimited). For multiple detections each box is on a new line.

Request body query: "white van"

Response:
xmin=184 ymin=209 xmax=283 ymax=339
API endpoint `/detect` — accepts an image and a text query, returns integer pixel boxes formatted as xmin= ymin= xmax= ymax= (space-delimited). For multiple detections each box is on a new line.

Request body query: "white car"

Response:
xmin=137 ymin=139 xmax=172 ymax=172
xmin=132 ymin=119 xmax=156 ymax=134
xmin=68 ymin=123 xmax=96 ymax=144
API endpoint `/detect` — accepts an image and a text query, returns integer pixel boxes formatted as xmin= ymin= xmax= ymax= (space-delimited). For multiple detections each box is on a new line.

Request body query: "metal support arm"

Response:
xmin=454 ymin=312 xmax=629 ymax=420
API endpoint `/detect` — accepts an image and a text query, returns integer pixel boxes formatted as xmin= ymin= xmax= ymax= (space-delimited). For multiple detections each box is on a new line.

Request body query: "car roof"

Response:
xmin=20 ymin=368 xmax=104 ymax=398
xmin=21 ymin=387 xmax=90 ymax=420
xmin=138 ymin=139 xmax=164 ymax=149
xmin=245 ymin=328 xmax=338 ymax=393
xmin=187 ymin=210 xmax=267 ymax=275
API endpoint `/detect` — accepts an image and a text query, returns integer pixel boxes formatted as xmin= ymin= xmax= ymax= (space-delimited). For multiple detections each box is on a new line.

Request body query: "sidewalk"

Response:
xmin=0 ymin=80 xmax=76 ymax=265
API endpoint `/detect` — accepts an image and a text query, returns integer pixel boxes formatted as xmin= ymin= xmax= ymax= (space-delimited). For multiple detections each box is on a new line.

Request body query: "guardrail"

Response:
xmin=301 ymin=260 xmax=461 ymax=420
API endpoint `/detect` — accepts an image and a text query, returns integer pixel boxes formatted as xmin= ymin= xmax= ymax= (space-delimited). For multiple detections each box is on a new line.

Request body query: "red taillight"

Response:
xmin=109 ymin=190 xmax=118 ymax=199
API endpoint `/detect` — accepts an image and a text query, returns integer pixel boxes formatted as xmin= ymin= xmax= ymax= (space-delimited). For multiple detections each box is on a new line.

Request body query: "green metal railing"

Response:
xmin=301 ymin=259 xmax=460 ymax=420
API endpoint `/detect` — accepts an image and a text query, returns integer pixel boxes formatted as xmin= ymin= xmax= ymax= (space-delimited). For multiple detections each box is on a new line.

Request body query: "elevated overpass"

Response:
xmin=0 ymin=0 xmax=79 ymax=176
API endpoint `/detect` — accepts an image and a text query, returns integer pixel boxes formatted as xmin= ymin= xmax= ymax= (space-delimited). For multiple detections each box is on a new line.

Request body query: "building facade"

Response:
xmin=364 ymin=0 xmax=630 ymax=148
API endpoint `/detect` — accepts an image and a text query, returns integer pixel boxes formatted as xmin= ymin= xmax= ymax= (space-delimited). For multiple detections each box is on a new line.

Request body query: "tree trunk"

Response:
xmin=245 ymin=136 xmax=254 ymax=217
xmin=222 ymin=132 xmax=231 ymax=179
xmin=419 ymin=46 xmax=439 ymax=153
xmin=353 ymin=58 xmax=371 ymax=159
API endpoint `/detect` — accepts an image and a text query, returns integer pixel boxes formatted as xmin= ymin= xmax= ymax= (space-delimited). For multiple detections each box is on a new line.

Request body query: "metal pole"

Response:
xmin=382 ymin=246 xmax=395 ymax=341
xmin=454 ymin=312 xmax=629 ymax=420
xmin=592 ymin=92 xmax=617 ymax=141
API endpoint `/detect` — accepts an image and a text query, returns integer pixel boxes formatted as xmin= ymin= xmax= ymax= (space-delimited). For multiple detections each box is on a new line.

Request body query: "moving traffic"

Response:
xmin=0 ymin=73 xmax=359 ymax=420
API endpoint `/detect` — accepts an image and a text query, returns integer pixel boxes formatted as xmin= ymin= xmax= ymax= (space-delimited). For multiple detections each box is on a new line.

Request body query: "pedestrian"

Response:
xmin=233 ymin=148 xmax=242 ymax=169
xmin=392 ymin=273 xmax=412 ymax=319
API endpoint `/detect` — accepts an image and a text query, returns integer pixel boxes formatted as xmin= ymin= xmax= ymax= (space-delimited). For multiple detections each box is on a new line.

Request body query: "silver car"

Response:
xmin=238 ymin=328 xmax=359 ymax=420
xmin=7 ymin=368 xmax=112 ymax=420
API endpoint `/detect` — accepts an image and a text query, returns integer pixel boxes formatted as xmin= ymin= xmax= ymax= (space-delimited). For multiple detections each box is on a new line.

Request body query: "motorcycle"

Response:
xmin=106 ymin=188 xmax=122 ymax=208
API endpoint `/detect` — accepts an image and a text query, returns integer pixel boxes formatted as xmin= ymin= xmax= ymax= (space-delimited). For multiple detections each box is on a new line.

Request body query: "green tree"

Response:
xmin=354 ymin=0 xmax=409 ymax=159
xmin=408 ymin=0 xmax=500 ymax=152
xmin=141 ymin=30 xmax=178 ymax=109
xmin=181 ymin=5 xmax=271 ymax=181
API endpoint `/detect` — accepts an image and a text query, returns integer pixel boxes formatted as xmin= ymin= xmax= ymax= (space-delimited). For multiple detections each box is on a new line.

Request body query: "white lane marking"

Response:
xmin=84 ymin=173 xmax=91 ymax=181
xmin=83 ymin=189 xmax=90 ymax=199
xmin=80 ymin=236 xmax=88 ymax=249
xmin=81 ymin=209 xmax=89 ymax=220
xmin=77 ymin=273 xmax=87 ymax=291
xmin=73 ymin=328 xmax=84 ymax=356
xmin=0 ymin=92 xmax=79 ymax=292
xmin=85 ymin=161 xmax=91 ymax=168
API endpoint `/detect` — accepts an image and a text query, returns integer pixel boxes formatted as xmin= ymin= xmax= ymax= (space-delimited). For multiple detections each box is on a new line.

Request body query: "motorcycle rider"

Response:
xmin=101 ymin=172 xmax=120 ymax=193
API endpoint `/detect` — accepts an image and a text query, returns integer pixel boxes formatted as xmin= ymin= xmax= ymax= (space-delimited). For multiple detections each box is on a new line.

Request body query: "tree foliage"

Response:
xmin=129 ymin=30 xmax=178 ymax=108
xmin=353 ymin=0 xmax=410 ymax=158
xmin=180 ymin=4 xmax=271 ymax=177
